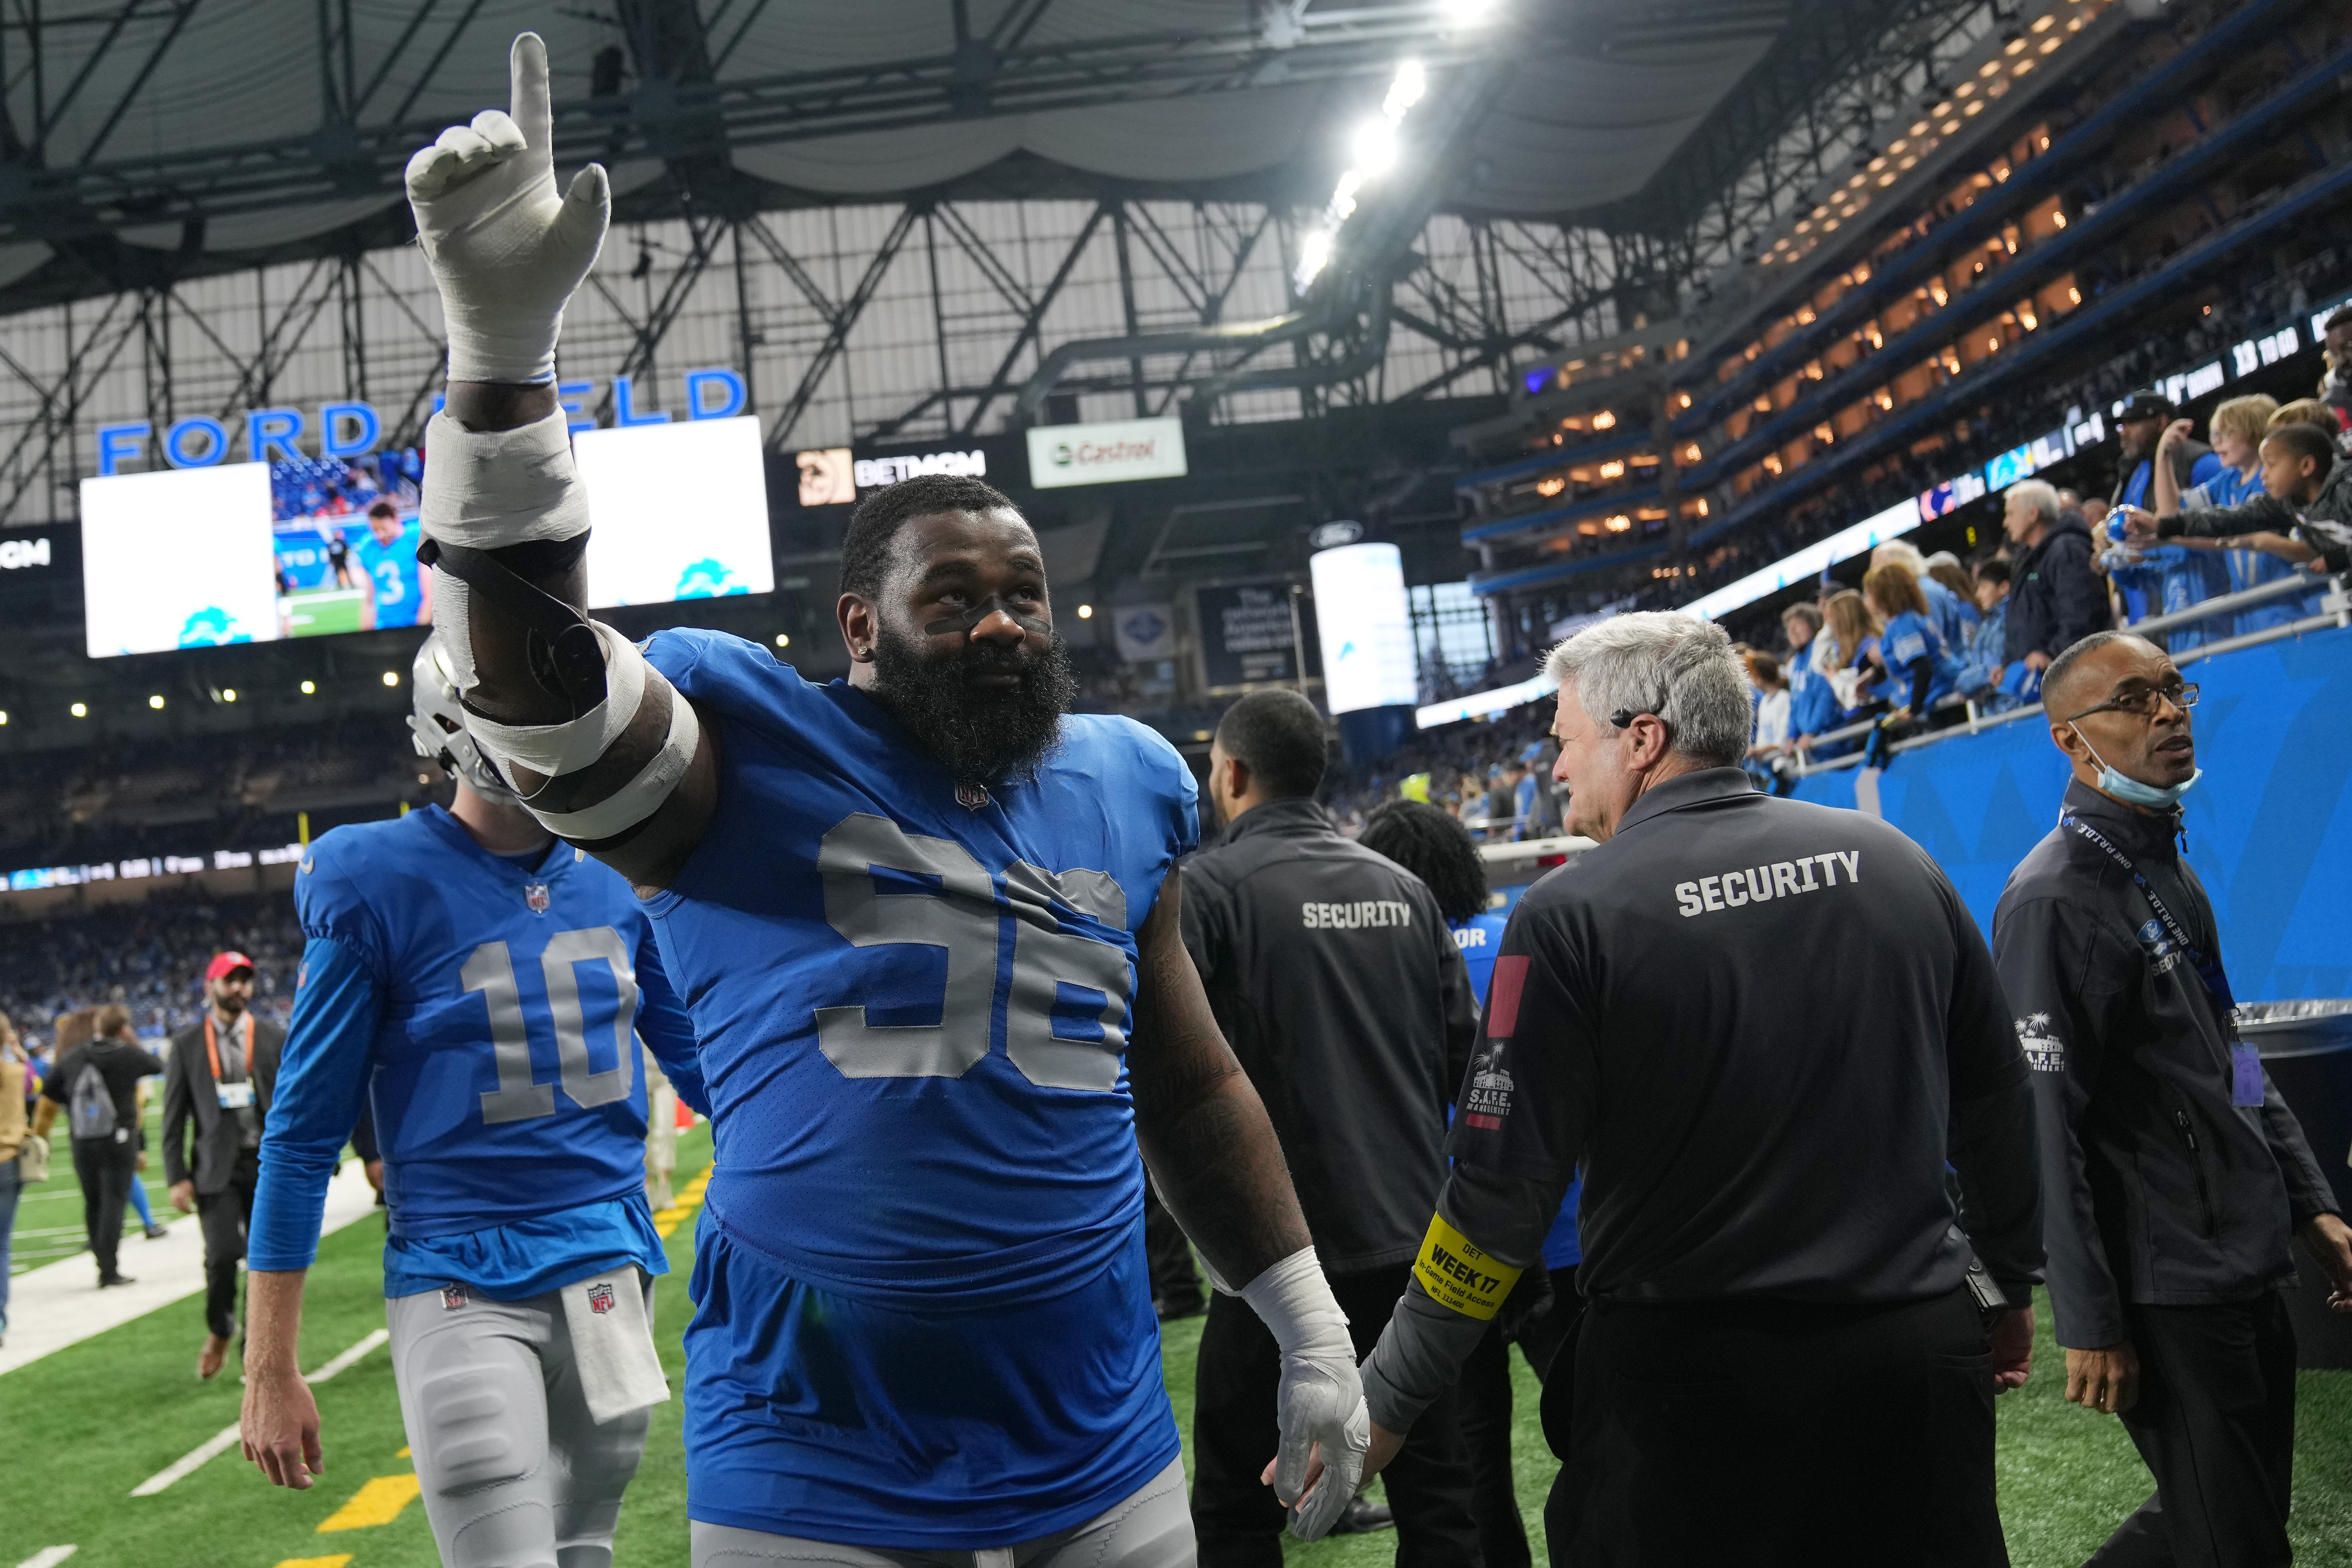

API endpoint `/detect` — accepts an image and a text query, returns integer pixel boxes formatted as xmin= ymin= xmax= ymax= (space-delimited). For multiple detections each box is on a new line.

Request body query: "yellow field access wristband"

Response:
xmin=1412 ymin=1212 xmax=1524 ymax=1320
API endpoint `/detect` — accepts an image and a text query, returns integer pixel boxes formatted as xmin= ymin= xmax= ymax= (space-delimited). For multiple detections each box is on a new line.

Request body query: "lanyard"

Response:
xmin=2060 ymin=814 xmax=2237 ymax=1037
xmin=204 ymin=1012 xmax=252 ymax=1083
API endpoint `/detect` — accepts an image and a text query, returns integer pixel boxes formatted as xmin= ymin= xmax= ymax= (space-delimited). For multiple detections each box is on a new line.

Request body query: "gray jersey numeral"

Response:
xmin=817 ymin=814 xmax=1135 ymax=1089
xmin=462 ymin=927 xmax=641 ymax=1124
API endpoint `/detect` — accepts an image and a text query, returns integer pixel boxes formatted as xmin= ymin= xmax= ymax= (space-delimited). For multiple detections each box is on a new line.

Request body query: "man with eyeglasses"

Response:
xmin=1993 ymin=630 xmax=2352 ymax=1567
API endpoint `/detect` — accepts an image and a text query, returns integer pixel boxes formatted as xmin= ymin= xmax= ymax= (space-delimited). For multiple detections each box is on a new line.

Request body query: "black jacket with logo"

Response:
xmin=1443 ymin=769 xmax=2043 ymax=1305
xmin=1180 ymin=797 xmax=1478 ymax=1273
xmin=2005 ymin=514 xmax=2108 ymax=666
xmin=1992 ymin=780 xmax=2337 ymax=1350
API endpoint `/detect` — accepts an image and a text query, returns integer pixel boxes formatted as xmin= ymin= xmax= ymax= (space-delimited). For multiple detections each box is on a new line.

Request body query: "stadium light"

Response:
xmin=382 ymin=670 xmax=400 ymax=687
xmin=1077 ymin=604 xmax=1095 ymax=619
xmin=148 ymin=694 xmax=164 ymax=710
xmin=222 ymin=688 xmax=238 ymax=702
xmin=1295 ymin=54 xmax=1439 ymax=292
xmin=774 ymin=633 xmax=791 ymax=647
xmin=1441 ymin=0 xmax=1498 ymax=24
xmin=0 ymin=710 xmax=8 ymax=725
xmin=300 ymin=679 xmax=317 ymax=695
xmin=71 ymin=702 xmax=87 ymax=717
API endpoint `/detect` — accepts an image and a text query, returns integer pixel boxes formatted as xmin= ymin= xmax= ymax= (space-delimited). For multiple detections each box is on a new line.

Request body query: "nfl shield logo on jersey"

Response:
xmin=442 ymin=1284 xmax=468 ymax=1311
xmin=954 ymin=782 xmax=991 ymax=811
xmin=524 ymin=881 xmax=551 ymax=915
xmin=587 ymin=1281 xmax=616 ymax=1315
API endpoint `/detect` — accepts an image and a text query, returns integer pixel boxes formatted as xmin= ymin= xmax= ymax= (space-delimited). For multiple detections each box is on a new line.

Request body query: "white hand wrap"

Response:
xmin=1240 ymin=1247 xmax=1369 ymax=1542
xmin=462 ymin=626 xmax=700 ymax=844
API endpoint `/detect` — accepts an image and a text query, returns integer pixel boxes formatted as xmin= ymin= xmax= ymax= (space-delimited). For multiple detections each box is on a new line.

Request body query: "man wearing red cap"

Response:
xmin=163 ymin=950 xmax=283 ymax=1379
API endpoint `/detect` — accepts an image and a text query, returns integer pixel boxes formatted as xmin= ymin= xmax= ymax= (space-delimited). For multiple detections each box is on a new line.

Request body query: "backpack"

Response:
xmin=69 ymin=1055 xmax=117 ymax=1141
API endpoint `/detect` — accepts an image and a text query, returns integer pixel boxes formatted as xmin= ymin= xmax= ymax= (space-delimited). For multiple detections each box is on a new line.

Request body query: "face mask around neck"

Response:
xmin=2070 ymin=725 xmax=2201 ymax=809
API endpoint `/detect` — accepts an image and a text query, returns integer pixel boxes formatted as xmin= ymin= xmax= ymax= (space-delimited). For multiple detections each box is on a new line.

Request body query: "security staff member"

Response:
xmin=1181 ymin=689 xmax=1482 ymax=1567
xmin=163 ymin=951 xmax=283 ymax=1380
xmin=1993 ymin=631 xmax=2352 ymax=1566
xmin=1353 ymin=612 xmax=2044 ymax=1566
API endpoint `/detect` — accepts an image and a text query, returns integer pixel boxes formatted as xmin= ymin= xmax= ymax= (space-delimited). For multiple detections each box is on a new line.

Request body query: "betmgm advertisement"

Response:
xmin=77 ymin=370 xmax=773 ymax=659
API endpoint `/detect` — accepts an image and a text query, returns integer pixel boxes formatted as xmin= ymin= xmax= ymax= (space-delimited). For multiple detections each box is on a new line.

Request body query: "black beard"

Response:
xmin=869 ymin=624 xmax=1077 ymax=786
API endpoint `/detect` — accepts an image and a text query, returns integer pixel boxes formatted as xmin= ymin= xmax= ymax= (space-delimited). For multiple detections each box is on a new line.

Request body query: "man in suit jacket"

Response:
xmin=164 ymin=951 xmax=283 ymax=1379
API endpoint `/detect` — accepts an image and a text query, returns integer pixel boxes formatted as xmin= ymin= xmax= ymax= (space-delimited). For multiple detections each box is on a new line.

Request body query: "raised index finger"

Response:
xmin=508 ymin=32 xmax=554 ymax=154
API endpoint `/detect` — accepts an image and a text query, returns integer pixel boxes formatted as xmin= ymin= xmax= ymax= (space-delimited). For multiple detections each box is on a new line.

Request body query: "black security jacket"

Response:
xmin=1992 ymin=781 xmax=2338 ymax=1350
xmin=1181 ymin=797 xmax=1479 ymax=1273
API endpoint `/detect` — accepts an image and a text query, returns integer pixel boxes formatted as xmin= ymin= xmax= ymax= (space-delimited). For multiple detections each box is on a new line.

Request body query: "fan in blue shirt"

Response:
xmin=1864 ymin=566 xmax=1978 ymax=721
xmin=239 ymin=635 xmax=709 ymax=1567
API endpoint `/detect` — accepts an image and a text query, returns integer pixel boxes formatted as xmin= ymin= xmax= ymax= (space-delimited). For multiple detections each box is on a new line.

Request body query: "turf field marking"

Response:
xmin=15 ymin=1548 xmax=76 ymax=1568
xmin=315 ymin=1473 xmax=422 ymax=1532
xmin=270 ymin=1557 xmax=352 ymax=1568
xmin=653 ymin=1165 xmax=713 ymax=1239
xmin=129 ymin=1328 xmax=391 ymax=1496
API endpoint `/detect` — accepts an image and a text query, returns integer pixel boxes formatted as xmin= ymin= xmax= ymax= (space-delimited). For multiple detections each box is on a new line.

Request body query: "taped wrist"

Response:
xmin=1238 ymin=1247 xmax=1351 ymax=1361
xmin=419 ymin=407 xmax=589 ymax=551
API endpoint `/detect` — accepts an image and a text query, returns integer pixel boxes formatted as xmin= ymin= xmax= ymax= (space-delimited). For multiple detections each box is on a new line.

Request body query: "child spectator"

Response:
xmin=1863 ymin=564 xmax=1981 ymax=723
xmin=1970 ymin=559 xmax=2020 ymax=713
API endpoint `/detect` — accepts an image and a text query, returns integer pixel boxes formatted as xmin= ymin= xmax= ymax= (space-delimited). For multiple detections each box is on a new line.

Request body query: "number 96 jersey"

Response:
xmin=639 ymin=628 xmax=1200 ymax=1545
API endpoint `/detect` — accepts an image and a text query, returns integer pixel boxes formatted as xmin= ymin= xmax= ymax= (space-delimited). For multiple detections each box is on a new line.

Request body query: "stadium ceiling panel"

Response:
xmin=0 ymin=0 xmax=1802 ymax=316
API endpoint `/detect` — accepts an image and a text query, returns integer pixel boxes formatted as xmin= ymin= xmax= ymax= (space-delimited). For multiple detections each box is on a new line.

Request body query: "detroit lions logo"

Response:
xmin=2016 ymin=1015 xmax=2065 ymax=1073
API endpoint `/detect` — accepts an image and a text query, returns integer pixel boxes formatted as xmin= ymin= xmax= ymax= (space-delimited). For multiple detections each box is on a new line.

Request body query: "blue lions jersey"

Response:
xmin=353 ymin=519 xmax=423 ymax=629
xmin=638 ymin=628 xmax=1198 ymax=1548
xmin=249 ymin=806 xmax=706 ymax=1300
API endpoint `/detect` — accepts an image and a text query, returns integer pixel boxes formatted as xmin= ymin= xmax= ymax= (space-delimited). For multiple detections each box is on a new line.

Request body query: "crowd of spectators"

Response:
xmin=0 ymin=890 xmax=300 ymax=1058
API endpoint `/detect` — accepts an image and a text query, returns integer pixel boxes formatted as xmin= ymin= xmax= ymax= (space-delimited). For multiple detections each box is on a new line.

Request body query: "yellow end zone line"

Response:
xmin=653 ymin=1165 xmax=714 ymax=1239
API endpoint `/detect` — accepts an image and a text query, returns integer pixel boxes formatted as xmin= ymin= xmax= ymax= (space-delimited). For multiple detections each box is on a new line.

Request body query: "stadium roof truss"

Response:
xmin=0 ymin=0 xmax=2006 ymax=529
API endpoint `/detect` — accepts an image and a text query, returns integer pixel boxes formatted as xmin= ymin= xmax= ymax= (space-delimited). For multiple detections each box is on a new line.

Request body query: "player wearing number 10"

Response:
xmin=339 ymin=34 xmax=1373 ymax=1566
xmin=239 ymin=634 xmax=711 ymax=1568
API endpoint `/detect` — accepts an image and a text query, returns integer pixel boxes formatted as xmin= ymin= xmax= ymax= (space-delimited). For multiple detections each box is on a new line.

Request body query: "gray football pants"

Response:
xmin=690 ymin=1456 xmax=1194 ymax=1568
xmin=387 ymin=1275 xmax=657 ymax=1568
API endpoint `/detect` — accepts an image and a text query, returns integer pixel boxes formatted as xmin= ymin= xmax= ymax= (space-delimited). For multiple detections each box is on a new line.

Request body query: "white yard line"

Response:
xmin=128 ymin=1326 xmax=392 ymax=1497
xmin=17 ymin=1548 xmax=78 ymax=1568
xmin=0 ymin=1160 xmax=379 ymax=1377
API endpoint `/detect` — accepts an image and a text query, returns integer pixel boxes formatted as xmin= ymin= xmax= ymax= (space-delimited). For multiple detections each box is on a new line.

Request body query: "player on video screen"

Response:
xmin=356 ymin=498 xmax=432 ymax=630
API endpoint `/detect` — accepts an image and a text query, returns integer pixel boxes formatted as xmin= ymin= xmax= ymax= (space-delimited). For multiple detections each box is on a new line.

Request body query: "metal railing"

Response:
xmin=1784 ymin=572 xmax=2348 ymax=778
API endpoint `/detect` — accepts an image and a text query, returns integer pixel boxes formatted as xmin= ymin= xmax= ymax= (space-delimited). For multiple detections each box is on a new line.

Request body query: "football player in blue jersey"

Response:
xmin=356 ymin=498 xmax=432 ymax=630
xmin=325 ymin=36 xmax=1373 ymax=1565
xmin=238 ymin=633 xmax=709 ymax=1568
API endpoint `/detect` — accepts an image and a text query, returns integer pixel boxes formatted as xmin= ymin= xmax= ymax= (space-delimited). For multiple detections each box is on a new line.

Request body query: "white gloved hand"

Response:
xmin=405 ymin=33 xmax=608 ymax=383
xmin=1239 ymin=1248 xmax=1370 ymax=1541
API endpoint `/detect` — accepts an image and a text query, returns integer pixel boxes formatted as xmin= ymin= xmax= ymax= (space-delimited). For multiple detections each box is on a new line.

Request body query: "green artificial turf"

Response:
xmin=8 ymin=1137 xmax=2351 ymax=1567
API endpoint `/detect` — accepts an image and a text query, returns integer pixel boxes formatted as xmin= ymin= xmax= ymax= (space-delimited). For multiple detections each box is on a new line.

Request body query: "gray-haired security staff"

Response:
xmin=1994 ymin=630 xmax=2352 ymax=1567
xmin=1351 ymin=611 xmax=2045 ymax=1565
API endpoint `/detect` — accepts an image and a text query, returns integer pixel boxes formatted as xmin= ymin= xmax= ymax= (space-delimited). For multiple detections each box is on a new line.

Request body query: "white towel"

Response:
xmin=558 ymin=1268 xmax=670 ymax=1424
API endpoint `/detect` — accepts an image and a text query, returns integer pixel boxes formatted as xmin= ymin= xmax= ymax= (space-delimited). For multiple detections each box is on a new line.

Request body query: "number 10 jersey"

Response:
xmin=640 ymin=628 xmax=1200 ymax=1545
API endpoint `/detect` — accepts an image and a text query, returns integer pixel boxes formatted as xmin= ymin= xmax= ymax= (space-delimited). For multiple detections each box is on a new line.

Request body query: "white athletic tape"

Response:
xmin=524 ymin=680 xmax=700 ymax=842
xmin=434 ymin=571 xmax=480 ymax=690
xmin=467 ymin=623 xmax=645 ymax=778
xmin=418 ymin=406 xmax=589 ymax=551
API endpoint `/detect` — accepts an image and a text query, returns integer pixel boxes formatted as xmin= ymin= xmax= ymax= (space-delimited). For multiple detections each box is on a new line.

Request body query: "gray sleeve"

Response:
xmin=1359 ymin=1162 xmax=1567 ymax=1433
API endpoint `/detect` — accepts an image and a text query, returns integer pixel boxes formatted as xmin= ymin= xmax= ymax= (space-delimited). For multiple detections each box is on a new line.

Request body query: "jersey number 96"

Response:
xmin=817 ymin=813 xmax=1132 ymax=1091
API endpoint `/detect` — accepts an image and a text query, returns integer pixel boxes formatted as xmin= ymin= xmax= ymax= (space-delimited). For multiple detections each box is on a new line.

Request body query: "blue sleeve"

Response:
xmin=294 ymin=832 xmax=392 ymax=977
xmin=248 ymin=936 xmax=381 ymax=1273
xmin=2188 ymin=451 xmax=2224 ymax=491
xmin=633 ymin=922 xmax=709 ymax=1116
